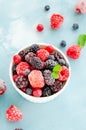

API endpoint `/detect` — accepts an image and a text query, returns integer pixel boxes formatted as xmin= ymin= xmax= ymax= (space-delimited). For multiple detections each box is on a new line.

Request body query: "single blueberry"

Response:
xmin=44 ymin=5 xmax=50 ymax=11
xmin=60 ymin=40 xmax=66 ymax=47
xmin=72 ymin=23 xmax=79 ymax=30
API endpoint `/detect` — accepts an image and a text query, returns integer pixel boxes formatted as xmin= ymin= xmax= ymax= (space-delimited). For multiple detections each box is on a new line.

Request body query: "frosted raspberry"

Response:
xmin=66 ymin=45 xmax=81 ymax=59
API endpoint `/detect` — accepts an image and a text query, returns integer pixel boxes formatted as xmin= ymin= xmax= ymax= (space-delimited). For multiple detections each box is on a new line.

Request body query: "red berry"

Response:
xmin=45 ymin=45 xmax=54 ymax=53
xmin=58 ymin=66 xmax=69 ymax=81
xmin=13 ymin=55 xmax=21 ymax=64
xmin=0 ymin=79 xmax=6 ymax=95
xmin=50 ymin=14 xmax=64 ymax=29
xmin=21 ymin=87 xmax=27 ymax=92
xmin=16 ymin=62 xmax=30 ymax=76
xmin=36 ymin=49 xmax=49 ymax=61
xmin=13 ymin=74 xmax=18 ymax=82
xmin=36 ymin=24 xmax=44 ymax=32
xmin=66 ymin=45 xmax=81 ymax=59
xmin=28 ymin=70 xmax=45 ymax=88
xmin=6 ymin=105 xmax=22 ymax=122
xmin=33 ymin=88 xmax=42 ymax=97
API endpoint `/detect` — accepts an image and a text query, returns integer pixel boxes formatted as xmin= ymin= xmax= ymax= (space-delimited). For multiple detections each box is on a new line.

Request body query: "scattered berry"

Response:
xmin=0 ymin=79 xmax=6 ymax=95
xmin=45 ymin=45 xmax=54 ymax=53
xmin=15 ymin=76 xmax=29 ymax=88
xmin=50 ymin=14 xmax=64 ymax=29
xmin=43 ymin=70 xmax=55 ymax=86
xmin=13 ymin=55 xmax=21 ymax=64
xmin=36 ymin=49 xmax=49 ymax=61
xmin=66 ymin=45 xmax=81 ymax=59
xmin=36 ymin=24 xmax=44 ymax=32
xmin=28 ymin=70 xmax=45 ymax=88
xmin=24 ymin=69 xmax=30 ymax=76
xmin=46 ymin=59 xmax=57 ymax=69
xmin=29 ymin=44 xmax=40 ymax=53
xmin=25 ymin=52 xmax=36 ymax=64
xmin=60 ymin=40 xmax=66 ymax=47
xmin=13 ymin=74 xmax=18 ymax=82
xmin=16 ymin=62 xmax=30 ymax=76
xmin=6 ymin=105 xmax=22 ymax=122
xmin=33 ymin=88 xmax=42 ymax=97
xmin=72 ymin=23 xmax=79 ymax=30
xmin=42 ymin=86 xmax=52 ymax=97
xmin=58 ymin=66 xmax=69 ymax=81
xmin=50 ymin=80 xmax=63 ymax=93
xmin=26 ymin=88 xmax=32 ymax=95
xmin=44 ymin=5 xmax=50 ymax=11
xmin=18 ymin=49 xmax=29 ymax=60
xmin=48 ymin=54 xmax=55 ymax=60
xmin=30 ymin=57 xmax=43 ymax=69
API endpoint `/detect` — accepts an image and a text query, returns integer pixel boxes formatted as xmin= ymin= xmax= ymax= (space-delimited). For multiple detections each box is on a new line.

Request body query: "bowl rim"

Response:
xmin=9 ymin=43 xmax=71 ymax=101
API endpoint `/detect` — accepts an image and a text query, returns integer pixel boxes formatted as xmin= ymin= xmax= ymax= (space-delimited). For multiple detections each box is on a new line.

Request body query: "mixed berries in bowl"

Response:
xmin=10 ymin=43 xmax=71 ymax=103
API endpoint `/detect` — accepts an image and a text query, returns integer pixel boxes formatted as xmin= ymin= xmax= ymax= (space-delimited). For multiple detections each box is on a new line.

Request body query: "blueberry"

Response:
xmin=24 ymin=69 xmax=30 ymax=76
xmin=58 ymin=59 xmax=66 ymax=65
xmin=44 ymin=5 xmax=50 ymax=11
xmin=26 ymin=88 xmax=32 ymax=95
xmin=60 ymin=40 xmax=66 ymax=47
xmin=72 ymin=23 xmax=79 ymax=30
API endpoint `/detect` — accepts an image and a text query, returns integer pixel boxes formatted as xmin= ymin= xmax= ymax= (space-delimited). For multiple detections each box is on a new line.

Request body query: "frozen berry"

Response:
xmin=60 ymin=40 xmax=66 ymax=47
xmin=66 ymin=45 xmax=81 ymax=59
xmin=58 ymin=59 xmax=66 ymax=66
xmin=16 ymin=62 xmax=30 ymax=76
xmin=50 ymin=80 xmax=63 ymax=93
xmin=13 ymin=55 xmax=21 ymax=64
xmin=30 ymin=57 xmax=43 ymax=69
xmin=42 ymin=86 xmax=52 ymax=97
xmin=46 ymin=59 xmax=57 ymax=69
xmin=54 ymin=51 xmax=63 ymax=61
xmin=72 ymin=23 xmax=79 ymax=30
xmin=26 ymin=88 xmax=32 ymax=95
xmin=50 ymin=14 xmax=64 ymax=29
xmin=44 ymin=5 xmax=50 ymax=11
xmin=25 ymin=52 xmax=36 ymax=64
xmin=24 ymin=69 xmax=30 ymax=76
xmin=29 ymin=44 xmax=40 ymax=53
xmin=43 ymin=70 xmax=55 ymax=86
xmin=18 ymin=49 xmax=29 ymax=60
xmin=36 ymin=49 xmax=49 ymax=61
xmin=58 ymin=66 xmax=69 ymax=81
xmin=0 ymin=79 xmax=6 ymax=95
xmin=15 ymin=76 xmax=29 ymax=88
xmin=13 ymin=74 xmax=18 ymax=82
xmin=36 ymin=24 xmax=44 ymax=32
xmin=45 ymin=45 xmax=54 ymax=53
xmin=33 ymin=88 xmax=42 ymax=97
xmin=6 ymin=105 xmax=22 ymax=122
xmin=48 ymin=55 xmax=55 ymax=60
xmin=28 ymin=70 xmax=45 ymax=88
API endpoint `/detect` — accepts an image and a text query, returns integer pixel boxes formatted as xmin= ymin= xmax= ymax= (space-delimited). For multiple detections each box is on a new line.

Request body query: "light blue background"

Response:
xmin=0 ymin=0 xmax=86 ymax=130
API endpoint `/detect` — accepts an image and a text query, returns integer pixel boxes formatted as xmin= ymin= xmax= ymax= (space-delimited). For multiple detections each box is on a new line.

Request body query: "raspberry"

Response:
xmin=16 ymin=62 xmax=30 ymax=76
xmin=13 ymin=74 xmax=18 ymax=82
xmin=33 ymin=88 xmax=42 ymax=97
xmin=18 ymin=49 xmax=29 ymax=60
xmin=13 ymin=55 xmax=21 ymax=64
xmin=29 ymin=44 xmax=40 ymax=53
xmin=42 ymin=86 xmax=52 ymax=97
xmin=25 ymin=52 xmax=36 ymax=64
xmin=58 ymin=66 xmax=69 ymax=81
xmin=28 ymin=70 xmax=45 ymax=88
xmin=0 ymin=79 xmax=6 ymax=95
xmin=66 ymin=45 xmax=81 ymax=59
xmin=46 ymin=59 xmax=57 ymax=69
xmin=43 ymin=70 xmax=55 ymax=86
xmin=30 ymin=57 xmax=43 ymax=69
xmin=36 ymin=24 xmax=44 ymax=32
xmin=50 ymin=14 xmax=64 ymax=29
xmin=15 ymin=76 xmax=29 ymax=88
xmin=50 ymin=80 xmax=63 ymax=93
xmin=45 ymin=45 xmax=54 ymax=53
xmin=36 ymin=49 xmax=49 ymax=61
xmin=6 ymin=105 xmax=22 ymax=122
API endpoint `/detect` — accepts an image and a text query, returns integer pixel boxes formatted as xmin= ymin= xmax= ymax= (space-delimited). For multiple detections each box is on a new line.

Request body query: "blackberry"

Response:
xmin=50 ymin=80 xmax=63 ymax=93
xmin=29 ymin=44 xmax=40 ymax=53
xmin=48 ymin=54 xmax=55 ymax=60
xmin=43 ymin=70 xmax=55 ymax=86
xmin=26 ymin=88 xmax=32 ymax=95
xmin=54 ymin=51 xmax=63 ymax=61
xmin=46 ymin=59 xmax=57 ymax=70
xmin=44 ymin=5 xmax=50 ymax=11
xmin=30 ymin=57 xmax=43 ymax=69
xmin=25 ymin=52 xmax=36 ymax=64
xmin=18 ymin=49 xmax=29 ymax=60
xmin=42 ymin=86 xmax=52 ymax=97
xmin=72 ymin=23 xmax=79 ymax=30
xmin=15 ymin=76 xmax=29 ymax=88
xmin=60 ymin=40 xmax=66 ymax=47
xmin=12 ymin=65 xmax=17 ymax=74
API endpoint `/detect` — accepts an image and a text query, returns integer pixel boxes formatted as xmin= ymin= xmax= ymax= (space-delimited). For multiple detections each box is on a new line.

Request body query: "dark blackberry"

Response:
xmin=29 ymin=44 xmax=40 ymax=53
xmin=12 ymin=65 xmax=17 ymax=74
xmin=30 ymin=57 xmax=43 ymax=69
xmin=44 ymin=5 xmax=50 ymax=11
xmin=43 ymin=70 xmax=55 ymax=86
xmin=60 ymin=40 xmax=66 ymax=47
xmin=25 ymin=52 xmax=36 ymax=64
xmin=48 ymin=54 xmax=55 ymax=60
xmin=42 ymin=86 xmax=52 ymax=97
xmin=15 ymin=129 xmax=23 ymax=130
xmin=18 ymin=49 xmax=29 ymax=60
xmin=50 ymin=80 xmax=63 ymax=93
xmin=15 ymin=76 xmax=29 ymax=88
xmin=72 ymin=23 xmax=79 ymax=30
xmin=54 ymin=51 xmax=63 ymax=61
xmin=26 ymin=88 xmax=32 ymax=95
xmin=46 ymin=59 xmax=57 ymax=70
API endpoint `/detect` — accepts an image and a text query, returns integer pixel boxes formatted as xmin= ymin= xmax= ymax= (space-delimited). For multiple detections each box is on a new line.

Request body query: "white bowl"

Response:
xmin=9 ymin=43 xmax=71 ymax=103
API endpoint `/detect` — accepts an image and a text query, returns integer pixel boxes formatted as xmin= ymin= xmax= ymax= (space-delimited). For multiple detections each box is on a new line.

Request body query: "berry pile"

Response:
xmin=12 ymin=44 xmax=70 ymax=97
